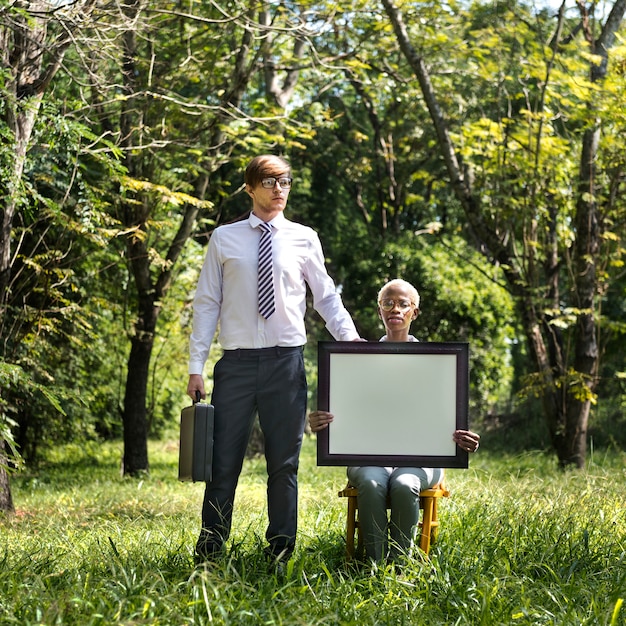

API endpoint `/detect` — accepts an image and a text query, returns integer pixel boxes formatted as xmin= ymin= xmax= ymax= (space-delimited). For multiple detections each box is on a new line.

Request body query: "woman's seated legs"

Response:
xmin=347 ymin=466 xmax=392 ymax=561
xmin=388 ymin=467 xmax=443 ymax=559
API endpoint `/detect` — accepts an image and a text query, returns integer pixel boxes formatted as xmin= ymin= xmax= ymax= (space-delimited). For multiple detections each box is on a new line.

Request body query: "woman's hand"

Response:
xmin=453 ymin=429 xmax=480 ymax=453
xmin=308 ymin=410 xmax=334 ymax=432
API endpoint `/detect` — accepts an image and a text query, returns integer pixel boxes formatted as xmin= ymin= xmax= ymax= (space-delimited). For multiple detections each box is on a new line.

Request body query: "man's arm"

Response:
xmin=187 ymin=233 xmax=222 ymax=398
xmin=304 ymin=231 xmax=360 ymax=340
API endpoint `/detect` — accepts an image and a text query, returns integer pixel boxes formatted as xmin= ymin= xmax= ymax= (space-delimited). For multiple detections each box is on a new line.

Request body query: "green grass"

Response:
xmin=1 ymin=436 xmax=625 ymax=625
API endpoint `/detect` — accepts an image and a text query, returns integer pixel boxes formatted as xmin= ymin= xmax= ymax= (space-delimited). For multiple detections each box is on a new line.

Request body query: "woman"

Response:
xmin=309 ymin=279 xmax=480 ymax=562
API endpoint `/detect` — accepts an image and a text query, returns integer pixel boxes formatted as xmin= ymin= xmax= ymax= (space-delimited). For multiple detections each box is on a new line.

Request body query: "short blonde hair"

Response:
xmin=377 ymin=279 xmax=420 ymax=308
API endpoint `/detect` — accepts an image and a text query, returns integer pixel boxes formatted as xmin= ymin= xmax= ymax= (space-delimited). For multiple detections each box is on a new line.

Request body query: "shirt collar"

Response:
xmin=380 ymin=334 xmax=418 ymax=342
xmin=248 ymin=211 xmax=286 ymax=230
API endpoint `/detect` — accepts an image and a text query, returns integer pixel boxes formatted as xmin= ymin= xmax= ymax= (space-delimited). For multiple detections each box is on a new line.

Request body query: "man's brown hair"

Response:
xmin=244 ymin=155 xmax=291 ymax=188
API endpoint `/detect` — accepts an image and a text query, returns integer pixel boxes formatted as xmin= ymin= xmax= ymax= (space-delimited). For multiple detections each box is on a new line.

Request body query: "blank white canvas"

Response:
xmin=328 ymin=353 xmax=457 ymax=456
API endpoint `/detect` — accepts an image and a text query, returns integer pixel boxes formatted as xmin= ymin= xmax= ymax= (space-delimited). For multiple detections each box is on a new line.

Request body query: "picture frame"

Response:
xmin=316 ymin=341 xmax=469 ymax=468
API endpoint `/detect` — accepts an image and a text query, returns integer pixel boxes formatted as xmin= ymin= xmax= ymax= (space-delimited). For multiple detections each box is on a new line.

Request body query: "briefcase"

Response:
xmin=178 ymin=396 xmax=214 ymax=482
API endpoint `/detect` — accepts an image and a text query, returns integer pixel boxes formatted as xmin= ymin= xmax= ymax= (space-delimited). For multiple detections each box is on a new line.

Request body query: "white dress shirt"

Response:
xmin=188 ymin=211 xmax=359 ymax=375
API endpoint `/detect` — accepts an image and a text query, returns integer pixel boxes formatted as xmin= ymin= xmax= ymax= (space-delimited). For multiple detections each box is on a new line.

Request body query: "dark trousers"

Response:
xmin=198 ymin=346 xmax=307 ymax=558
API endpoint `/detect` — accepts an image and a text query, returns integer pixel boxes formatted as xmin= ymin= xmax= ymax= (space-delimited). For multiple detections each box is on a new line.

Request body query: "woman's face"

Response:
xmin=378 ymin=283 xmax=419 ymax=333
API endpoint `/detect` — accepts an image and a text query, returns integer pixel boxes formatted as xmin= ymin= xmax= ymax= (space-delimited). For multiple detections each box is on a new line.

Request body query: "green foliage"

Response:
xmin=1 ymin=438 xmax=624 ymax=625
xmin=0 ymin=96 xmax=131 ymax=459
xmin=390 ymin=234 xmax=516 ymax=414
xmin=0 ymin=361 xmax=66 ymax=471
xmin=291 ymin=168 xmax=516 ymax=416
xmin=2 ymin=0 xmax=626 ymax=471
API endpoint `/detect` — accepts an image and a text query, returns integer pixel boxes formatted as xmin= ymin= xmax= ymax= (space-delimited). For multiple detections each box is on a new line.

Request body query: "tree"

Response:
xmin=94 ymin=1 xmax=313 ymax=474
xmin=0 ymin=0 xmax=101 ymax=512
xmin=0 ymin=0 xmax=99 ymax=315
xmin=381 ymin=0 xmax=626 ymax=467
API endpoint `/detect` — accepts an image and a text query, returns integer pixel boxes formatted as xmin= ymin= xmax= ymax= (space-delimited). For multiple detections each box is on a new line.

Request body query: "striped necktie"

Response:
xmin=257 ymin=222 xmax=275 ymax=319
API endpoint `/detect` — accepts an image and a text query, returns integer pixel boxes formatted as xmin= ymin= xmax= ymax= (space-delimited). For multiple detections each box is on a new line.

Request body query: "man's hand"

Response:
xmin=308 ymin=410 xmax=334 ymax=432
xmin=187 ymin=374 xmax=206 ymax=401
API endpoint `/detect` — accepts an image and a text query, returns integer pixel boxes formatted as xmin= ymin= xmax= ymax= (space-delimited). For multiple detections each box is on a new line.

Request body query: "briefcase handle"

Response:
xmin=194 ymin=390 xmax=202 ymax=404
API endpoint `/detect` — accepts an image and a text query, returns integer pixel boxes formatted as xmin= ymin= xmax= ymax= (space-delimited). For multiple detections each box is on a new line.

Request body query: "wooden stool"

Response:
xmin=338 ymin=483 xmax=450 ymax=558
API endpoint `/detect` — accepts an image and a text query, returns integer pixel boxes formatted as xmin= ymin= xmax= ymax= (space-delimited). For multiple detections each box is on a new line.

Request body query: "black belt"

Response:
xmin=222 ymin=346 xmax=304 ymax=360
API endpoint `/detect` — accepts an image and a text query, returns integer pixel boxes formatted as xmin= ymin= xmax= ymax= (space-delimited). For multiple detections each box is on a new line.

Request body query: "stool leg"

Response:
xmin=430 ymin=497 xmax=440 ymax=545
xmin=356 ymin=509 xmax=363 ymax=559
xmin=420 ymin=496 xmax=435 ymax=554
xmin=346 ymin=495 xmax=357 ymax=559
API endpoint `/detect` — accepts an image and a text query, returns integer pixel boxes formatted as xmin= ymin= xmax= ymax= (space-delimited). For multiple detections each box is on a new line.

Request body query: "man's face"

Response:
xmin=246 ymin=164 xmax=292 ymax=218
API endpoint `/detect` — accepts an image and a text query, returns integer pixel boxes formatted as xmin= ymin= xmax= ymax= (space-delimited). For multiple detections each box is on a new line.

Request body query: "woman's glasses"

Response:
xmin=261 ymin=177 xmax=292 ymax=189
xmin=378 ymin=299 xmax=414 ymax=312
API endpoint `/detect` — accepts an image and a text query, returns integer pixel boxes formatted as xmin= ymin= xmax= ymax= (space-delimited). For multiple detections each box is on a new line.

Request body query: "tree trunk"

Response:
xmin=120 ymin=203 xmax=159 ymax=475
xmin=0 ymin=97 xmax=40 ymax=316
xmin=122 ymin=330 xmax=154 ymax=476
xmin=0 ymin=56 xmax=44 ymax=314
xmin=555 ymin=0 xmax=626 ymax=467
xmin=119 ymin=192 xmax=204 ymax=475
xmin=0 ymin=442 xmax=15 ymax=514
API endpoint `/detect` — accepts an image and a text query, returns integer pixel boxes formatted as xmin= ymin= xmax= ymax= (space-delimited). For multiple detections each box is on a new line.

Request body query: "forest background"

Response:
xmin=1 ymin=0 xmax=626 ymax=513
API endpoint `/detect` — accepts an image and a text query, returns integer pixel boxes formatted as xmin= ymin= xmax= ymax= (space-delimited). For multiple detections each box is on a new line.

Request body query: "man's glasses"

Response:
xmin=379 ymin=299 xmax=414 ymax=312
xmin=261 ymin=177 xmax=292 ymax=189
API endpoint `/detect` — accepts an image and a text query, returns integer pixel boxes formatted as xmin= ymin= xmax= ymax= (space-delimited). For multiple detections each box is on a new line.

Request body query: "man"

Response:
xmin=187 ymin=154 xmax=361 ymax=566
